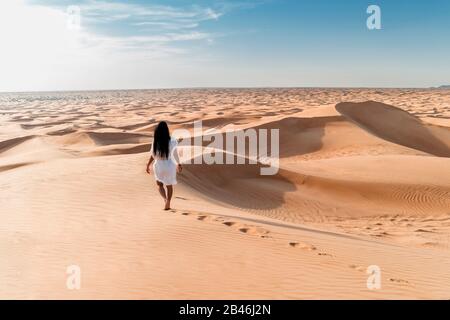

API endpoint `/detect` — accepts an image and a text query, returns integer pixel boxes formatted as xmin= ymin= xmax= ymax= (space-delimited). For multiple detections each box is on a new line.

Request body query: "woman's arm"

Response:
xmin=173 ymin=143 xmax=182 ymax=173
xmin=146 ymin=155 xmax=154 ymax=174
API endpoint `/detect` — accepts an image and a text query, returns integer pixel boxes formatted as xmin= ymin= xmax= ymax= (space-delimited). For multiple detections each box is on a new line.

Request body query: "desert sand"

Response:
xmin=0 ymin=88 xmax=450 ymax=299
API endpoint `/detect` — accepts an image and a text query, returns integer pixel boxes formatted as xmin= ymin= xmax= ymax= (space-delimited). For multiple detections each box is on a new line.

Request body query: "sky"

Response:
xmin=0 ymin=0 xmax=449 ymax=92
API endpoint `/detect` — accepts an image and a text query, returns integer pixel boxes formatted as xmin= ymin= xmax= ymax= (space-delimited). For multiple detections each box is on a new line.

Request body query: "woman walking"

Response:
xmin=146 ymin=121 xmax=182 ymax=210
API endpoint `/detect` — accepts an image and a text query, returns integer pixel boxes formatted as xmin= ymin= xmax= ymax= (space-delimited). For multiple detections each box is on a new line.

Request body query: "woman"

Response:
xmin=146 ymin=121 xmax=182 ymax=210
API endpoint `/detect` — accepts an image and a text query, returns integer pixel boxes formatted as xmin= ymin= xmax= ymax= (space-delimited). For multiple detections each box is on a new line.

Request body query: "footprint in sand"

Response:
xmin=239 ymin=226 xmax=270 ymax=237
xmin=348 ymin=264 xmax=365 ymax=272
xmin=176 ymin=210 xmax=210 ymax=221
xmin=175 ymin=210 xmax=281 ymax=241
xmin=389 ymin=278 xmax=410 ymax=285
xmin=222 ymin=221 xmax=271 ymax=238
xmin=318 ymin=252 xmax=332 ymax=257
xmin=223 ymin=221 xmax=237 ymax=227
xmin=288 ymin=242 xmax=316 ymax=251
xmin=239 ymin=227 xmax=249 ymax=233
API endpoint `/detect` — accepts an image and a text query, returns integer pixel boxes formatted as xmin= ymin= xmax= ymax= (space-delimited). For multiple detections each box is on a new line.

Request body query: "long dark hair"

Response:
xmin=153 ymin=121 xmax=171 ymax=159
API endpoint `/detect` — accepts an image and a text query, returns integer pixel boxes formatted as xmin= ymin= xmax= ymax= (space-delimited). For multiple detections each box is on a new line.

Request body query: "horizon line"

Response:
xmin=1 ymin=85 xmax=449 ymax=94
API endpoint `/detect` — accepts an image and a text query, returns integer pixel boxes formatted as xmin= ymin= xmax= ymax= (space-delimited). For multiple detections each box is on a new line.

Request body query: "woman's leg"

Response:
xmin=165 ymin=185 xmax=173 ymax=210
xmin=156 ymin=181 xmax=166 ymax=201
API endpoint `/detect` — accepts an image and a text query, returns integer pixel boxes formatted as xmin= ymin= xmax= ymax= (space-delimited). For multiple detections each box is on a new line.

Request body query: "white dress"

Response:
xmin=152 ymin=138 xmax=178 ymax=185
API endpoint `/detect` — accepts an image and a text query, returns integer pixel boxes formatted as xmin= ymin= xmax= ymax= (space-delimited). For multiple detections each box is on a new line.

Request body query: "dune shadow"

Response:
xmin=180 ymin=156 xmax=296 ymax=211
xmin=0 ymin=135 xmax=36 ymax=153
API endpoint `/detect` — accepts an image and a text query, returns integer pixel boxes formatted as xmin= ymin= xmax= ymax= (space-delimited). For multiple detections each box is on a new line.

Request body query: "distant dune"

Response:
xmin=336 ymin=101 xmax=450 ymax=157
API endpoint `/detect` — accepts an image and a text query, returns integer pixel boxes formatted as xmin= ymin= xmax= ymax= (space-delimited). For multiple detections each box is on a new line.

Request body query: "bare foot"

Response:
xmin=164 ymin=200 xmax=171 ymax=210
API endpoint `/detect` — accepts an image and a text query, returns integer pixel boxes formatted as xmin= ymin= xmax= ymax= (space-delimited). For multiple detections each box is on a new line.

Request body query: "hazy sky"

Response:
xmin=0 ymin=0 xmax=449 ymax=92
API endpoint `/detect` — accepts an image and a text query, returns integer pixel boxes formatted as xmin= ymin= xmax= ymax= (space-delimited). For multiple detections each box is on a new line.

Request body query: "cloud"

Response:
xmin=17 ymin=0 xmax=225 ymax=54
xmin=77 ymin=1 xmax=222 ymax=29
xmin=0 ymin=0 xmax=251 ymax=91
xmin=61 ymin=1 xmax=225 ymax=57
xmin=131 ymin=21 xmax=200 ymax=30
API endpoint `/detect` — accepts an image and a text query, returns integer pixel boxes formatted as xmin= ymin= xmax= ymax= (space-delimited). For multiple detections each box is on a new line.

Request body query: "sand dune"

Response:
xmin=336 ymin=101 xmax=450 ymax=157
xmin=1 ymin=88 xmax=450 ymax=299
xmin=195 ymin=114 xmax=425 ymax=163
xmin=0 ymin=135 xmax=36 ymax=153
xmin=51 ymin=131 xmax=151 ymax=147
